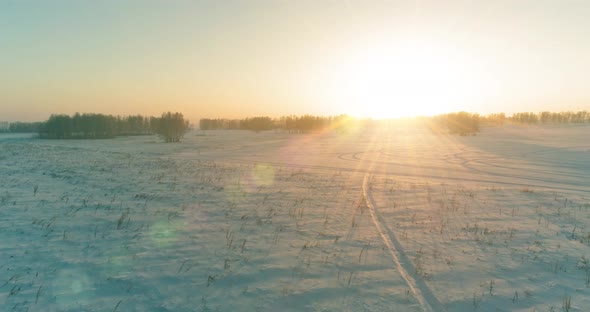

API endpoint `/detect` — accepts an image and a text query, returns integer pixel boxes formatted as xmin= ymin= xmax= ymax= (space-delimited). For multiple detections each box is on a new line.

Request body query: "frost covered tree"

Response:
xmin=155 ymin=112 xmax=190 ymax=142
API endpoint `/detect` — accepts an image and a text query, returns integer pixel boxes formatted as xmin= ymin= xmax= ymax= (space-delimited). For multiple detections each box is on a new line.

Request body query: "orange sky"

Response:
xmin=1 ymin=1 xmax=590 ymax=122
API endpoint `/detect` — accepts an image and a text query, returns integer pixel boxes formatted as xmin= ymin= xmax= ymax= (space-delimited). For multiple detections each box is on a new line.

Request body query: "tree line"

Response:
xmin=3 ymin=110 xmax=589 ymax=139
xmin=429 ymin=112 xmax=481 ymax=135
xmin=199 ymin=111 xmax=590 ymax=136
xmin=426 ymin=110 xmax=590 ymax=135
xmin=509 ymin=111 xmax=590 ymax=124
xmin=0 ymin=121 xmax=43 ymax=133
xmin=38 ymin=113 xmax=154 ymax=139
xmin=36 ymin=112 xmax=189 ymax=142
xmin=199 ymin=114 xmax=351 ymax=133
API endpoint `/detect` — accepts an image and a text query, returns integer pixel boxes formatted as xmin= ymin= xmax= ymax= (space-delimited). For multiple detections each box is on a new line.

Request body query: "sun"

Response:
xmin=320 ymin=39 xmax=483 ymax=119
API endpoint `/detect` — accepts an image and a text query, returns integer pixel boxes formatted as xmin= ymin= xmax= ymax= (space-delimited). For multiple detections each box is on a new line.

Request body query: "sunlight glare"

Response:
xmin=325 ymin=39 xmax=484 ymax=118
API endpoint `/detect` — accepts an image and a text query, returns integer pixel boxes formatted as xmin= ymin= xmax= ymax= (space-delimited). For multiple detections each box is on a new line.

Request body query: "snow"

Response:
xmin=1 ymin=124 xmax=589 ymax=311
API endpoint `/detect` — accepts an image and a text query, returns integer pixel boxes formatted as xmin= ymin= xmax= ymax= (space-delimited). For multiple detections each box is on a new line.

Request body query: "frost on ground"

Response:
xmin=1 ymin=124 xmax=589 ymax=311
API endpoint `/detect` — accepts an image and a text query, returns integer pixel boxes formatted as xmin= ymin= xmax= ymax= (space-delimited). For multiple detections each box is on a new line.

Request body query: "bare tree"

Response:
xmin=156 ymin=112 xmax=190 ymax=142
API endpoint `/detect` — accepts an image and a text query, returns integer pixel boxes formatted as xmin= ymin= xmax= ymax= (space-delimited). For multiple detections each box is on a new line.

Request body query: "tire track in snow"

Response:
xmin=362 ymin=174 xmax=441 ymax=312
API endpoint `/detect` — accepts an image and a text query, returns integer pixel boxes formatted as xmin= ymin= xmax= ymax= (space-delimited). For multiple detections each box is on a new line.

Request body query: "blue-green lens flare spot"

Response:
xmin=150 ymin=221 xmax=180 ymax=247
xmin=52 ymin=269 xmax=93 ymax=309
xmin=252 ymin=164 xmax=275 ymax=187
xmin=102 ymin=249 xmax=132 ymax=278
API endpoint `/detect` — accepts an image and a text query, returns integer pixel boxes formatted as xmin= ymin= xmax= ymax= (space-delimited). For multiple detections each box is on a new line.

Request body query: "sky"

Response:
xmin=1 ymin=0 xmax=590 ymax=122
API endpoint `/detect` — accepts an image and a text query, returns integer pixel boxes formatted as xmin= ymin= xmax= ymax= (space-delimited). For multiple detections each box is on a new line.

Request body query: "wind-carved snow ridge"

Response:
xmin=362 ymin=174 xmax=442 ymax=312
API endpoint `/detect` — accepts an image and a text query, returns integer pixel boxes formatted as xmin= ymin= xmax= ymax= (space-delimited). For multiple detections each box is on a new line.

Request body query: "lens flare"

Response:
xmin=251 ymin=164 xmax=275 ymax=187
xmin=52 ymin=268 xmax=94 ymax=309
xmin=149 ymin=221 xmax=180 ymax=247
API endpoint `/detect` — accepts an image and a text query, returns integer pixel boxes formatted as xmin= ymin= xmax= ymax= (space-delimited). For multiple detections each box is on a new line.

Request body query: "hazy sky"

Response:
xmin=1 ymin=0 xmax=590 ymax=121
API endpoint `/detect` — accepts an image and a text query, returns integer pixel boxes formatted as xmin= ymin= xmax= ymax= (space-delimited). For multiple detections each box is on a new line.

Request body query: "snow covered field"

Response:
xmin=1 ymin=124 xmax=589 ymax=311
